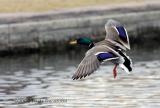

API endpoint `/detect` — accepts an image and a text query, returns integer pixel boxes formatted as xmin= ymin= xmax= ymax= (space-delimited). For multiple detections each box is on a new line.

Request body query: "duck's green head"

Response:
xmin=69 ymin=37 xmax=94 ymax=47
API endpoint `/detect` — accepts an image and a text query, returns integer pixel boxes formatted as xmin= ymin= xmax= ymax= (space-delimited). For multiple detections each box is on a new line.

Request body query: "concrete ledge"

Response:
xmin=0 ymin=5 xmax=160 ymax=53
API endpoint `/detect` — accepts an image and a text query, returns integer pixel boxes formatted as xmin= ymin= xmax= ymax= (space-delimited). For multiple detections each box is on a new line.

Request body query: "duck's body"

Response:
xmin=70 ymin=19 xmax=132 ymax=80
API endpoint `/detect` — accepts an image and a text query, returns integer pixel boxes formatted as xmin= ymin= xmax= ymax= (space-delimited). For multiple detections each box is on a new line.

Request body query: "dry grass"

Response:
xmin=0 ymin=0 xmax=142 ymax=13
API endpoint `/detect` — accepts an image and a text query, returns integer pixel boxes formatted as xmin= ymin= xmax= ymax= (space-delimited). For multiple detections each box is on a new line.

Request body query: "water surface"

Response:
xmin=0 ymin=49 xmax=160 ymax=108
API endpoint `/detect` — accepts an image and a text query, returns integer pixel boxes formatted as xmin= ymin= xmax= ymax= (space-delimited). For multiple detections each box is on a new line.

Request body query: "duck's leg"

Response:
xmin=113 ymin=64 xmax=118 ymax=79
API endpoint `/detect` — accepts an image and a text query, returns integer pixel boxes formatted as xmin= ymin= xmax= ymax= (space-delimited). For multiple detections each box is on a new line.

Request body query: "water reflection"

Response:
xmin=0 ymin=49 xmax=160 ymax=107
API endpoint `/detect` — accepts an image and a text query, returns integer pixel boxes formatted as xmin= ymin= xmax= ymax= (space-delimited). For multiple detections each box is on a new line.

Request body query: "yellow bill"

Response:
xmin=69 ymin=40 xmax=77 ymax=45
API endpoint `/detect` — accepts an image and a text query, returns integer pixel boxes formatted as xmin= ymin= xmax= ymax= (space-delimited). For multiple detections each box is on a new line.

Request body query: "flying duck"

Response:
xmin=70 ymin=19 xmax=132 ymax=80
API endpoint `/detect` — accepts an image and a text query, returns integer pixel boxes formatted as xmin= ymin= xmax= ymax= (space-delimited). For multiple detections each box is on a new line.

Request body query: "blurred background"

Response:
xmin=0 ymin=0 xmax=160 ymax=108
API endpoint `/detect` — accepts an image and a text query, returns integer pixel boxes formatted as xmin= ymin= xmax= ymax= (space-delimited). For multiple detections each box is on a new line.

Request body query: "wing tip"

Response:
xmin=72 ymin=68 xmax=99 ymax=80
xmin=72 ymin=75 xmax=78 ymax=80
xmin=72 ymin=74 xmax=88 ymax=80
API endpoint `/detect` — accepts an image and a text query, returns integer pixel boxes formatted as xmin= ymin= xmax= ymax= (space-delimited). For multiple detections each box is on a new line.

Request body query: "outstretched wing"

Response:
xmin=105 ymin=19 xmax=130 ymax=50
xmin=72 ymin=45 xmax=120 ymax=80
xmin=72 ymin=54 xmax=100 ymax=80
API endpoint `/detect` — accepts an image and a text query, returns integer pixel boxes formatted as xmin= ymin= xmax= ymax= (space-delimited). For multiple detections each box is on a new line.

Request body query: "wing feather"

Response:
xmin=72 ymin=54 xmax=100 ymax=80
xmin=82 ymin=60 xmax=88 ymax=78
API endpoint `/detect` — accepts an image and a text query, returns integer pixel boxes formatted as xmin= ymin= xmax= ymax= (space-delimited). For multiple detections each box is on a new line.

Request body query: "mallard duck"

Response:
xmin=70 ymin=19 xmax=132 ymax=80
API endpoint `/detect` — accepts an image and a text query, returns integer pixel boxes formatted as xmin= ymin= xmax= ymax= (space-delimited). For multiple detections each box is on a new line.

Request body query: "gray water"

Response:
xmin=0 ymin=49 xmax=160 ymax=108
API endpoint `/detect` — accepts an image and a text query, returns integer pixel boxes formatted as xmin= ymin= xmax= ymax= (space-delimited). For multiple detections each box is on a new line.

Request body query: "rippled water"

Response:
xmin=0 ymin=49 xmax=160 ymax=108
